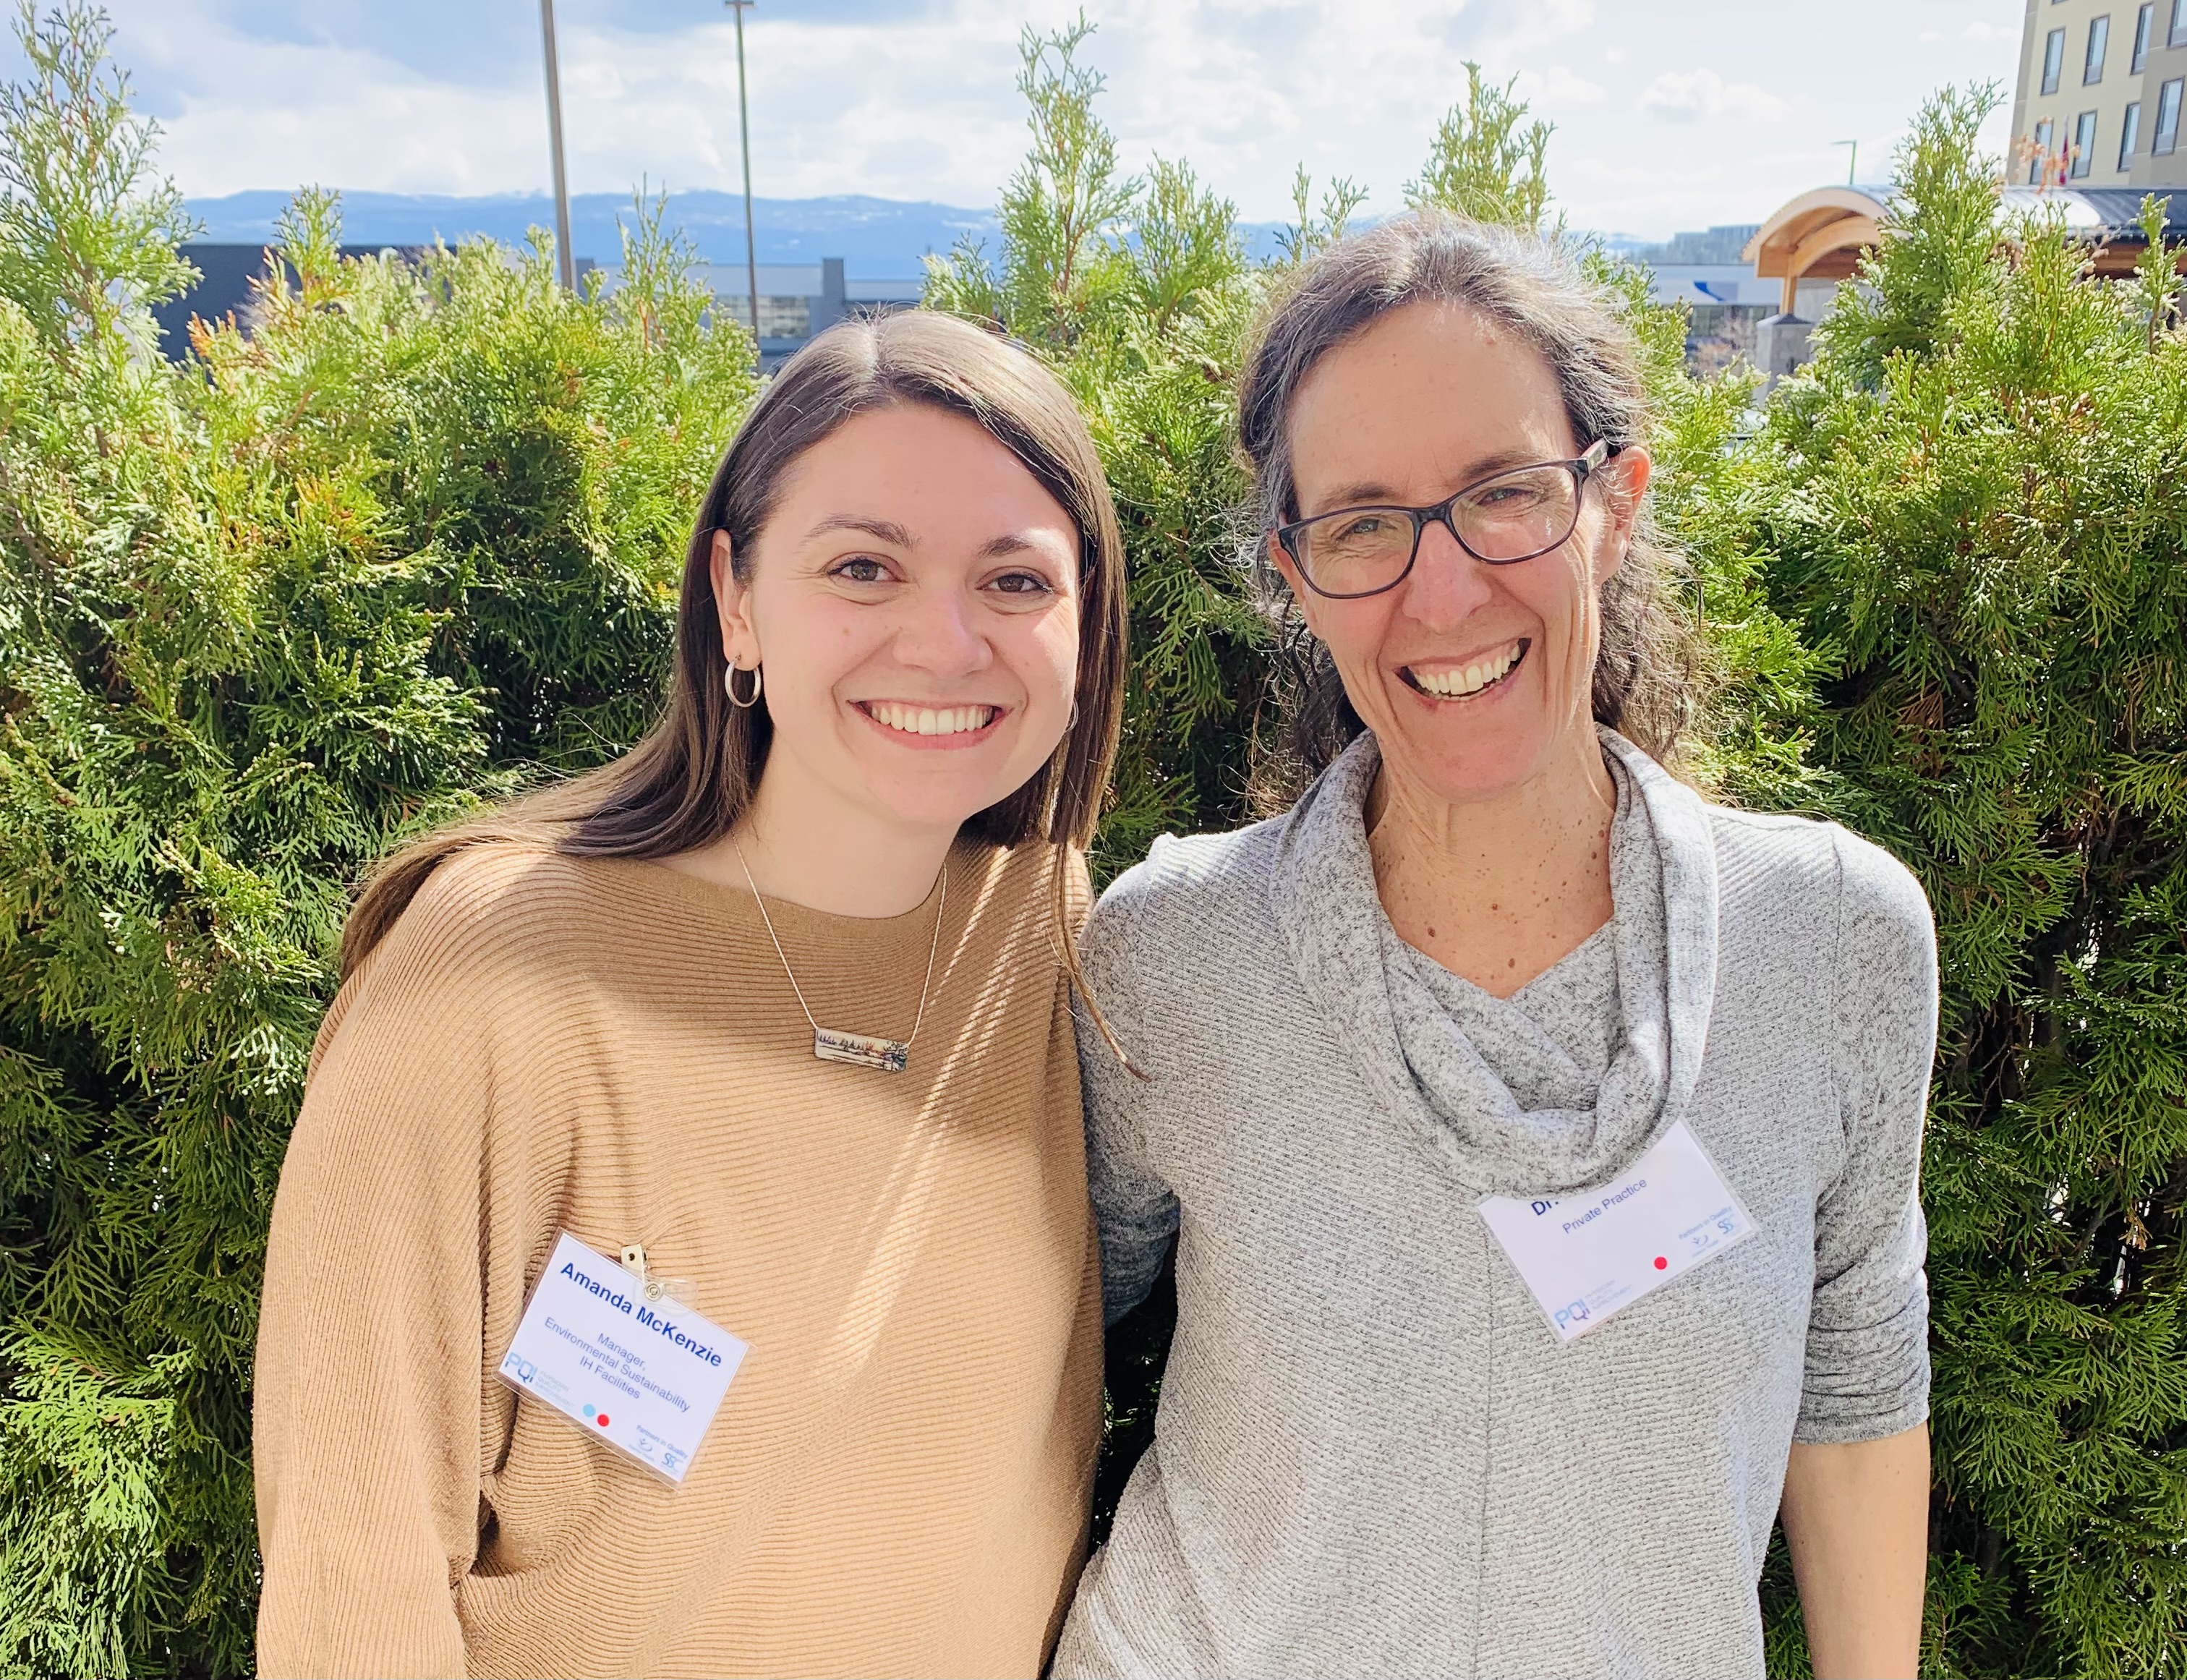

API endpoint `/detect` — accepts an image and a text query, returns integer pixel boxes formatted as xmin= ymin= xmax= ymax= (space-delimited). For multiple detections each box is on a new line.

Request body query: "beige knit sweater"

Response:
xmin=254 ymin=837 xmax=1101 ymax=1679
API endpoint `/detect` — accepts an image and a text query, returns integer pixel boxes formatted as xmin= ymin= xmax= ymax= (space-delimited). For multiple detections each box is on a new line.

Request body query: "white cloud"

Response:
xmin=67 ymin=0 xmax=2025 ymax=242
xmin=1637 ymin=67 xmax=1791 ymax=123
xmin=1517 ymin=64 xmax=1608 ymax=107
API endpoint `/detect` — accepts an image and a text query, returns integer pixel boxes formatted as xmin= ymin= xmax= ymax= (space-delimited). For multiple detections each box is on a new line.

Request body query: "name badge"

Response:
xmin=1478 ymin=1120 xmax=1757 ymax=1343
xmin=497 ymin=1231 xmax=749 ymax=1483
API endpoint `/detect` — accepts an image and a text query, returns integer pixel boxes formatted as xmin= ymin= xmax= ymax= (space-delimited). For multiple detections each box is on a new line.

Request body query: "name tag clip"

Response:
xmin=619 ymin=1242 xmax=690 ymax=1305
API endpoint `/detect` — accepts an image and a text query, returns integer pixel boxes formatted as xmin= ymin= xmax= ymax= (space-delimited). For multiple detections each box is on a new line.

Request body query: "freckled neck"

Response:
xmin=1365 ymin=730 xmax=1617 ymax=997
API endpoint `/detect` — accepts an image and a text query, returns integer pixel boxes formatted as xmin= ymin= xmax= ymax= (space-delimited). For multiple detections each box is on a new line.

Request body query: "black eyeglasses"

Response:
xmin=1271 ymin=440 xmax=1620 ymax=600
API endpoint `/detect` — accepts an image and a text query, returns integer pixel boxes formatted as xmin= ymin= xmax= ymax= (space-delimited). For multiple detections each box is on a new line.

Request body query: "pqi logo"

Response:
xmin=1552 ymin=1299 xmax=1591 ymax=1331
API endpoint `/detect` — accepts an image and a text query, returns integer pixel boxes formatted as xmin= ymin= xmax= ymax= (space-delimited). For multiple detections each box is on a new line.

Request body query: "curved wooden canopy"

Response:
xmin=1742 ymin=187 xmax=1888 ymax=312
xmin=1742 ymin=183 xmax=2180 ymax=315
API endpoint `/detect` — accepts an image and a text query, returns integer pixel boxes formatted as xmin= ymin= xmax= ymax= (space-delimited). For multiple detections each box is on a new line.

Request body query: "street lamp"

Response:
xmin=540 ymin=0 xmax=576 ymax=290
xmin=726 ymin=1 xmax=759 ymax=341
xmin=1831 ymin=139 xmax=1858 ymax=187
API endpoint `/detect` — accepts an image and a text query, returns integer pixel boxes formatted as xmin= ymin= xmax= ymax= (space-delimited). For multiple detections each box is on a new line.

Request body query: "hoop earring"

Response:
xmin=725 ymin=662 xmax=762 ymax=708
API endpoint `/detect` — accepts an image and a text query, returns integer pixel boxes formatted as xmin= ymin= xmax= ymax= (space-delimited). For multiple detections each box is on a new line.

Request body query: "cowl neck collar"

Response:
xmin=1267 ymin=726 xmax=1721 ymax=1197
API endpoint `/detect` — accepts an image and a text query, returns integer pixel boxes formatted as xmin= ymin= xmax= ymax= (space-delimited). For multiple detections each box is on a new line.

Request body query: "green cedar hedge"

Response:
xmin=1 ymin=5 xmax=2184 ymax=1673
xmin=1757 ymin=91 xmax=2187 ymax=1679
xmin=0 ymin=8 xmax=754 ymax=1667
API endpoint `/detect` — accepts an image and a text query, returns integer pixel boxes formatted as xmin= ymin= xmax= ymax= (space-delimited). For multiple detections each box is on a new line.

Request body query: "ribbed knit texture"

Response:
xmin=1055 ymin=731 xmax=1936 ymax=1680
xmin=254 ymin=837 xmax=1101 ymax=1680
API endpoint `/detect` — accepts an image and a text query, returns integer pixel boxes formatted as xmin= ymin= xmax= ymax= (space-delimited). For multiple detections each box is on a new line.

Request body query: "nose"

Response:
xmin=1397 ymin=515 xmax=1498 ymax=629
xmin=892 ymin=583 xmax=995 ymax=678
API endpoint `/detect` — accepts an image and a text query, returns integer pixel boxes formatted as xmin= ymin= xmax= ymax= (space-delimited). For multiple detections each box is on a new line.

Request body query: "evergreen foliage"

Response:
xmin=0 ymin=7 xmax=754 ymax=1668
xmin=926 ymin=17 xmax=1269 ymax=876
xmin=1753 ymin=92 xmax=2187 ymax=1678
xmin=4 ymin=3 xmax=2183 ymax=1673
xmin=1404 ymin=61 xmax=1556 ymax=234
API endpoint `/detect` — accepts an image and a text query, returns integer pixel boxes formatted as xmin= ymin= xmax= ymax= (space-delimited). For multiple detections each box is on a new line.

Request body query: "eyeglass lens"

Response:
xmin=1295 ymin=461 xmax=1583 ymax=594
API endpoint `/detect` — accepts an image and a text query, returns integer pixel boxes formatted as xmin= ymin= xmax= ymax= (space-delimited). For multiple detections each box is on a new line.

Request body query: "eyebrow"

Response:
xmin=804 ymin=517 xmax=1059 ymax=563
xmin=1305 ymin=447 xmax=1553 ymax=516
xmin=803 ymin=514 xmax=916 ymax=547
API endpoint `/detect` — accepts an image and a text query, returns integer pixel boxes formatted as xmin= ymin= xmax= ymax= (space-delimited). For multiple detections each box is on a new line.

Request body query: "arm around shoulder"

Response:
xmin=1073 ymin=850 xmax=1182 ymax=1328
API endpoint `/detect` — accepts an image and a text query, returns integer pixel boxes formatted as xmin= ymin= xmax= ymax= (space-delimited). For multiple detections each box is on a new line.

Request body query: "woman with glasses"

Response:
xmin=1053 ymin=216 xmax=1936 ymax=1680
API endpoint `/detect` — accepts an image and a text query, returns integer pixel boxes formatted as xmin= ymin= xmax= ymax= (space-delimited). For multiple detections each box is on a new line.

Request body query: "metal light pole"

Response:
xmin=727 ymin=1 xmax=759 ymax=338
xmin=1832 ymin=138 xmax=1858 ymax=187
xmin=540 ymin=0 xmax=576 ymax=290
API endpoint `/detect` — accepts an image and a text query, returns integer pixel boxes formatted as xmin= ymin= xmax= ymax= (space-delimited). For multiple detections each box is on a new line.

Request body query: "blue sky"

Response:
xmin=51 ymin=0 xmax=2026 ymax=242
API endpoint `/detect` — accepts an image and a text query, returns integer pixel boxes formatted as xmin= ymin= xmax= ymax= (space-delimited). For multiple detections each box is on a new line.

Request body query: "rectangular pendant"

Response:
xmin=813 ymin=1027 xmax=910 ymax=1073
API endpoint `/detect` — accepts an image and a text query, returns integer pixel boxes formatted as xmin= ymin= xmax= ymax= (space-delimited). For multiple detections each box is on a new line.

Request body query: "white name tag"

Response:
xmin=497 ymin=1231 xmax=749 ymax=1483
xmin=1478 ymin=1120 xmax=1757 ymax=1343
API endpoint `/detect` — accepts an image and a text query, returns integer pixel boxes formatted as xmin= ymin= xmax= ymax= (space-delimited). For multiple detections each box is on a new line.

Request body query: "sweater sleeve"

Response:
xmin=1073 ymin=853 xmax=1181 ymax=1328
xmin=254 ymin=866 xmax=506 ymax=1677
xmin=1795 ymin=828 xmax=1939 ymax=1445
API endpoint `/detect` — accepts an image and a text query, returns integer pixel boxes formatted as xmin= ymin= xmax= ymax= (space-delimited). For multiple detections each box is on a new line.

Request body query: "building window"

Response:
xmin=2043 ymin=27 xmax=2066 ymax=93
xmin=2158 ymin=79 xmax=2185 ymax=153
xmin=2134 ymin=3 xmax=2155 ymax=70
xmin=717 ymin=294 xmax=812 ymax=339
xmin=2071 ymin=110 xmax=2099 ymax=175
xmin=2173 ymin=0 xmax=2187 ymax=48
xmin=2086 ymin=16 xmax=2110 ymax=81
xmin=2121 ymin=100 xmax=2142 ymax=168
xmin=2031 ymin=117 xmax=2055 ymax=184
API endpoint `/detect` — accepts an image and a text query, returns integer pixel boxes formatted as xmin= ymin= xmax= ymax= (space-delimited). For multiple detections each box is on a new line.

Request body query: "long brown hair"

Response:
xmin=342 ymin=310 xmax=1128 ymax=982
xmin=1238 ymin=213 xmax=1700 ymax=799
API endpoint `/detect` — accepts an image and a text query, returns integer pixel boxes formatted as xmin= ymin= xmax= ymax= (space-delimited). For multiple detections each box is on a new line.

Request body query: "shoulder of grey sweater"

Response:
xmin=1822 ymin=823 xmax=1940 ymax=1080
xmin=1084 ymin=816 xmax=1290 ymax=981
xmin=1702 ymin=806 xmax=1935 ymax=994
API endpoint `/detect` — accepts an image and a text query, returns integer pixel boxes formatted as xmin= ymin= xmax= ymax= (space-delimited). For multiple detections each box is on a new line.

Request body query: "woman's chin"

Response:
xmin=852 ymin=759 xmax=1046 ymax=835
xmin=1382 ymin=717 xmax=1559 ymax=809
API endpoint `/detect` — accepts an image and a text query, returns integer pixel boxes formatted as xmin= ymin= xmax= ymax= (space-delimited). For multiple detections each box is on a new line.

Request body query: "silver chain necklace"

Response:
xmin=733 ymin=843 xmax=949 ymax=1073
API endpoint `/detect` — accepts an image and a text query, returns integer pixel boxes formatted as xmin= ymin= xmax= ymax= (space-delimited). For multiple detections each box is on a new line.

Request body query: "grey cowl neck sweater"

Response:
xmin=1270 ymin=725 xmax=1715 ymax=1196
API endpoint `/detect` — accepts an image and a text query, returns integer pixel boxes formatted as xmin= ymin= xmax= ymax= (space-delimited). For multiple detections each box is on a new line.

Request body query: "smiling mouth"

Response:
xmin=856 ymin=700 xmax=1002 ymax=737
xmin=1402 ymin=638 xmax=1529 ymax=702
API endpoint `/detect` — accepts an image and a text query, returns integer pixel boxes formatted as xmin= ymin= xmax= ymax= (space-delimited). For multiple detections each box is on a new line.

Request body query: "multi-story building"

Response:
xmin=2013 ymin=0 xmax=2187 ymax=189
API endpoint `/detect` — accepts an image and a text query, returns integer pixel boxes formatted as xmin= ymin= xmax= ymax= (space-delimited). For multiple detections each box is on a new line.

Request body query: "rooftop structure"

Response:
xmin=153 ymin=246 xmax=921 ymax=367
xmin=1744 ymin=182 xmax=2187 ymax=312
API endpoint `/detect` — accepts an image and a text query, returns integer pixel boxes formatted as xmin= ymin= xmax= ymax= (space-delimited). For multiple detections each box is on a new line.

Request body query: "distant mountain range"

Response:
xmin=185 ymin=188 xmax=1325 ymax=274
xmin=186 ymin=189 xmax=994 ymax=276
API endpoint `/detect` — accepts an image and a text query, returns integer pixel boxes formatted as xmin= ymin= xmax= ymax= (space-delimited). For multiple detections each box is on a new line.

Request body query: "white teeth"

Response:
xmin=868 ymin=702 xmax=995 ymax=735
xmin=1412 ymin=643 xmax=1521 ymax=699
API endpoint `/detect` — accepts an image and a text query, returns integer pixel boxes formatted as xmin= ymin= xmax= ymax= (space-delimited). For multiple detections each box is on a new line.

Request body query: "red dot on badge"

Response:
xmin=594 ymin=1413 xmax=610 ymax=1427
xmin=1653 ymin=1256 xmax=1668 ymax=1271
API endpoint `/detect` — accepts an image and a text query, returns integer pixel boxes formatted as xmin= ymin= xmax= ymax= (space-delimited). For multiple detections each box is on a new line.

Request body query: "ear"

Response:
xmin=1266 ymin=529 xmax=1328 ymax=639
xmin=1594 ymin=445 xmax=1653 ymax=584
xmin=712 ymin=529 xmax=762 ymax=670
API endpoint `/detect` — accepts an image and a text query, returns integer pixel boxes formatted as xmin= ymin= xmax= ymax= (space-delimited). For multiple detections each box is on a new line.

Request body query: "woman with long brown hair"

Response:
xmin=254 ymin=310 xmax=1127 ymax=1679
